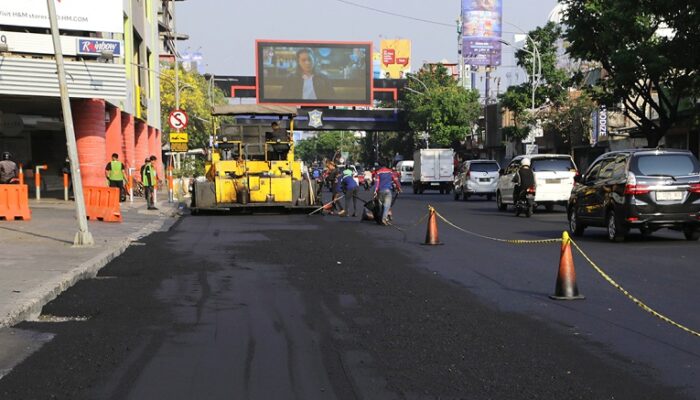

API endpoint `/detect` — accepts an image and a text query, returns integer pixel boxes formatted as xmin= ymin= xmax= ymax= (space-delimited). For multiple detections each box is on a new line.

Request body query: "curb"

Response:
xmin=0 ymin=212 xmax=180 ymax=328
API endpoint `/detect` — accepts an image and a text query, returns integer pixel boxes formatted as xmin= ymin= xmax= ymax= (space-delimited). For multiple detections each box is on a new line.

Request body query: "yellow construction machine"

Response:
xmin=190 ymin=105 xmax=320 ymax=213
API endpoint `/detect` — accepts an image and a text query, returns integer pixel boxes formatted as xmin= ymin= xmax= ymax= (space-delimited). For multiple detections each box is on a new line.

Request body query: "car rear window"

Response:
xmin=470 ymin=163 xmax=499 ymax=172
xmin=531 ymin=158 xmax=576 ymax=172
xmin=632 ymin=154 xmax=700 ymax=176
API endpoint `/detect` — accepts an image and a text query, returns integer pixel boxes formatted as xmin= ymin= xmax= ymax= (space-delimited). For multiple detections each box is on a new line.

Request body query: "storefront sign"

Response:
xmin=76 ymin=38 xmax=123 ymax=57
xmin=0 ymin=0 xmax=123 ymax=33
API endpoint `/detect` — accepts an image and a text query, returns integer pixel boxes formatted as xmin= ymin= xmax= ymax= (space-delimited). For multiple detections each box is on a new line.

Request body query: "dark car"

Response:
xmin=567 ymin=149 xmax=700 ymax=242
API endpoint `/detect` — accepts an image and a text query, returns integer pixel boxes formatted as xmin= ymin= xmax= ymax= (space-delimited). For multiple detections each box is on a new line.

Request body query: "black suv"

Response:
xmin=568 ymin=149 xmax=700 ymax=242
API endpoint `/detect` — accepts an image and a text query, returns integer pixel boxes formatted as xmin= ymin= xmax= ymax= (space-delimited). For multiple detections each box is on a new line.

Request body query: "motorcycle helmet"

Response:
xmin=521 ymin=158 xmax=530 ymax=167
xmin=1 ymin=151 xmax=11 ymax=160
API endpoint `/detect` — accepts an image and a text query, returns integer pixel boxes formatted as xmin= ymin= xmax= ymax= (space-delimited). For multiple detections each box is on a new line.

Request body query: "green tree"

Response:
xmin=541 ymin=92 xmax=596 ymax=149
xmin=159 ymin=65 xmax=228 ymax=149
xmin=499 ymin=22 xmax=570 ymax=142
xmin=403 ymin=65 xmax=481 ymax=148
xmin=562 ymin=0 xmax=700 ymax=147
xmin=295 ymin=131 xmax=362 ymax=165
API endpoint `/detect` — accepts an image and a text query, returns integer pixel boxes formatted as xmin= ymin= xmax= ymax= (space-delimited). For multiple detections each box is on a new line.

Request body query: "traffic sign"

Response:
xmin=170 ymin=142 xmax=188 ymax=152
xmin=168 ymin=109 xmax=189 ymax=130
xmin=169 ymin=132 xmax=188 ymax=143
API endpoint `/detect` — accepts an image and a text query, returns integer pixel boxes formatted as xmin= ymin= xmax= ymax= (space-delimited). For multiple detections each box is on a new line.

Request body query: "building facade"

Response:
xmin=0 ymin=0 xmax=168 ymax=192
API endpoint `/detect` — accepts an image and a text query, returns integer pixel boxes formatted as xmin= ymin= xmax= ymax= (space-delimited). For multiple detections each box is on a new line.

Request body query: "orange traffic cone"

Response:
xmin=550 ymin=231 xmax=584 ymax=300
xmin=422 ymin=206 xmax=442 ymax=245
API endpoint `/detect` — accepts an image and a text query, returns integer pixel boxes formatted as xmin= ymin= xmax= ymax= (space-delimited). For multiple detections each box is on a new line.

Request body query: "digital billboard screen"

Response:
xmin=461 ymin=0 xmax=502 ymax=66
xmin=256 ymin=40 xmax=372 ymax=106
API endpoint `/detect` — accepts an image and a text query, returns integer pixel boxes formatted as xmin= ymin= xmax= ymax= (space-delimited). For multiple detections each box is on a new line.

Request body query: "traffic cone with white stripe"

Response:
xmin=550 ymin=231 xmax=584 ymax=300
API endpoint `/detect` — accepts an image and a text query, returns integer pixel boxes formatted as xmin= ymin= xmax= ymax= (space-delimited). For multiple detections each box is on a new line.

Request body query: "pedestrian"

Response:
xmin=0 ymin=151 xmax=18 ymax=184
xmin=62 ymin=157 xmax=73 ymax=198
xmin=373 ymin=160 xmax=402 ymax=225
xmin=140 ymin=156 xmax=158 ymax=210
xmin=326 ymin=161 xmax=342 ymax=214
xmin=340 ymin=167 xmax=359 ymax=217
xmin=105 ymin=153 xmax=126 ymax=201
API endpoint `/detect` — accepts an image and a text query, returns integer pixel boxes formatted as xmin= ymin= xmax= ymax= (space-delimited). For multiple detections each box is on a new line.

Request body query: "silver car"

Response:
xmin=453 ymin=160 xmax=500 ymax=201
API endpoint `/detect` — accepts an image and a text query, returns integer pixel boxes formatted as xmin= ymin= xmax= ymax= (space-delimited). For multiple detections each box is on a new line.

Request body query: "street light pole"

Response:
xmin=46 ymin=0 xmax=93 ymax=246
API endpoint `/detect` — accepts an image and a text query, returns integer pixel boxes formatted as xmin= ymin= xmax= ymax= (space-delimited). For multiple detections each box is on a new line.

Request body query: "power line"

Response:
xmin=334 ymin=0 xmax=522 ymax=35
xmin=334 ymin=0 xmax=454 ymax=27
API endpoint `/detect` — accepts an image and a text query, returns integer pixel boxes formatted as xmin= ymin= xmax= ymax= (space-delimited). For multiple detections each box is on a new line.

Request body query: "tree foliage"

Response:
xmin=499 ymin=22 xmax=570 ymax=142
xmin=159 ymin=65 xmax=228 ymax=149
xmin=295 ymin=131 xmax=362 ymax=165
xmin=403 ymin=65 xmax=481 ymax=148
xmin=541 ymin=92 xmax=596 ymax=147
xmin=562 ymin=0 xmax=700 ymax=147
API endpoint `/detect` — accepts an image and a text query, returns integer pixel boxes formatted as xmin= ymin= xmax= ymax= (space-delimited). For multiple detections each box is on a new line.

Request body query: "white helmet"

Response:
xmin=521 ymin=158 xmax=531 ymax=167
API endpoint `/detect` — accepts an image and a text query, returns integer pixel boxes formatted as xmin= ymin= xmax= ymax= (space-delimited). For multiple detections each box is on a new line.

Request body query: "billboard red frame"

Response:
xmin=256 ymin=39 xmax=374 ymax=107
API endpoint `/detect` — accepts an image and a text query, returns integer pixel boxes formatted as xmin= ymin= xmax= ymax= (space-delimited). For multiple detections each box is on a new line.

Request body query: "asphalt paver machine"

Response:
xmin=190 ymin=105 xmax=320 ymax=213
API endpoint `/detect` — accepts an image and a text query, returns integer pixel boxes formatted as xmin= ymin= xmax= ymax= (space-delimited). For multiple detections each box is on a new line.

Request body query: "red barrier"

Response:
xmin=0 ymin=184 xmax=31 ymax=221
xmin=83 ymin=186 xmax=122 ymax=222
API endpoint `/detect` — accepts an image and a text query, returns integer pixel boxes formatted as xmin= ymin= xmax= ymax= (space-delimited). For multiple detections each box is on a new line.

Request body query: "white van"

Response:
xmin=395 ymin=160 xmax=414 ymax=185
xmin=496 ymin=154 xmax=578 ymax=212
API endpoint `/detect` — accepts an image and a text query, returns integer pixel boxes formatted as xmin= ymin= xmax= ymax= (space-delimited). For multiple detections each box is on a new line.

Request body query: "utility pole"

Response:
xmin=46 ymin=0 xmax=93 ymax=246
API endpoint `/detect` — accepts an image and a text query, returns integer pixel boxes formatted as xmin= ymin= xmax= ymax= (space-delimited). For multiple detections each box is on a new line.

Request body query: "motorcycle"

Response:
xmin=514 ymin=186 xmax=536 ymax=217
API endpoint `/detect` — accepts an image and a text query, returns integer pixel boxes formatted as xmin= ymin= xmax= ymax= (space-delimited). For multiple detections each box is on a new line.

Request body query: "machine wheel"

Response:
xmin=525 ymin=203 xmax=533 ymax=217
xmin=607 ymin=210 xmax=628 ymax=242
xmin=496 ymin=191 xmax=507 ymax=211
xmin=683 ymin=227 xmax=700 ymax=241
xmin=568 ymin=208 xmax=585 ymax=236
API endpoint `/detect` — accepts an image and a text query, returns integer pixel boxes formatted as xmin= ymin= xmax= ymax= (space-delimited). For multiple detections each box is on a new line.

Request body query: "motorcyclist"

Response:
xmin=0 ymin=152 xmax=19 ymax=184
xmin=513 ymin=158 xmax=535 ymax=202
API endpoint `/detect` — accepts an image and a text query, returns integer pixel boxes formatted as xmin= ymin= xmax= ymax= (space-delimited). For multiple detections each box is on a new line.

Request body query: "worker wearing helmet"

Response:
xmin=0 ymin=152 xmax=18 ymax=184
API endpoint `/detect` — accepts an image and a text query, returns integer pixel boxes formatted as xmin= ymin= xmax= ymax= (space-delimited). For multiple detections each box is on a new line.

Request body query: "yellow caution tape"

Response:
xmin=425 ymin=206 xmax=700 ymax=338
xmin=570 ymin=239 xmax=700 ymax=338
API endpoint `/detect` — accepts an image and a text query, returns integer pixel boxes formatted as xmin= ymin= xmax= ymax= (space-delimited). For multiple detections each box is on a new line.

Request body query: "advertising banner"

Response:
xmin=380 ymin=39 xmax=411 ymax=79
xmin=0 ymin=0 xmax=123 ymax=33
xmin=461 ymin=0 xmax=502 ymax=66
xmin=257 ymin=40 xmax=373 ymax=106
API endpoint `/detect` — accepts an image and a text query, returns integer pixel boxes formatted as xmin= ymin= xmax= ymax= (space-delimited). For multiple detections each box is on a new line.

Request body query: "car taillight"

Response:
xmin=624 ymin=184 xmax=650 ymax=195
xmin=526 ymin=186 xmax=536 ymax=194
xmin=689 ymin=183 xmax=700 ymax=193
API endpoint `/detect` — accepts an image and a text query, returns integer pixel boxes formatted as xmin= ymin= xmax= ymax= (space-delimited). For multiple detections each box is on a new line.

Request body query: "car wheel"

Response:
xmin=683 ymin=227 xmax=700 ymax=241
xmin=607 ymin=210 xmax=627 ymax=242
xmin=545 ymin=204 xmax=554 ymax=212
xmin=496 ymin=191 xmax=507 ymax=211
xmin=568 ymin=208 xmax=585 ymax=236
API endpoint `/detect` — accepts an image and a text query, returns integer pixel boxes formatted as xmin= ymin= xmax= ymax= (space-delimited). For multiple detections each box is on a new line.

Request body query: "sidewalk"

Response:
xmin=0 ymin=196 xmax=182 ymax=328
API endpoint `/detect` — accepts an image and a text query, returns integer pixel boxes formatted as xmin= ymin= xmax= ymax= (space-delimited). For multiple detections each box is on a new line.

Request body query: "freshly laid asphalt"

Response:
xmin=0 ymin=190 xmax=697 ymax=399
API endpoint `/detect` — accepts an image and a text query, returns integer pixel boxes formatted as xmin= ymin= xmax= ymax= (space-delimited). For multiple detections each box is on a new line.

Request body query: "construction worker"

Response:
xmin=105 ymin=153 xmax=126 ymax=201
xmin=340 ymin=167 xmax=359 ymax=217
xmin=374 ymin=160 xmax=401 ymax=225
xmin=0 ymin=151 xmax=18 ymax=184
xmin=141 ymin=156 xmax=158 ymax=210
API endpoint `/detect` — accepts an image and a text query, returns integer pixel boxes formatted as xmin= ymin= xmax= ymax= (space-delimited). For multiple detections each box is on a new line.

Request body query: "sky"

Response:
xmin=177 ymin=0 xmax=559 ymax=93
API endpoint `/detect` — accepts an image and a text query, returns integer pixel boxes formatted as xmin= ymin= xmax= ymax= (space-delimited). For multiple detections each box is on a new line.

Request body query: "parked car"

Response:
xmin=395 ymin=160 xmax=414 ymax=185
xmin=496 ymin=154 xmax=578 ymax=212
xmin=453 ymin=159 xmax=500 ymax=201
xmin=567 ymin=148 xmax=700 ymax=242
